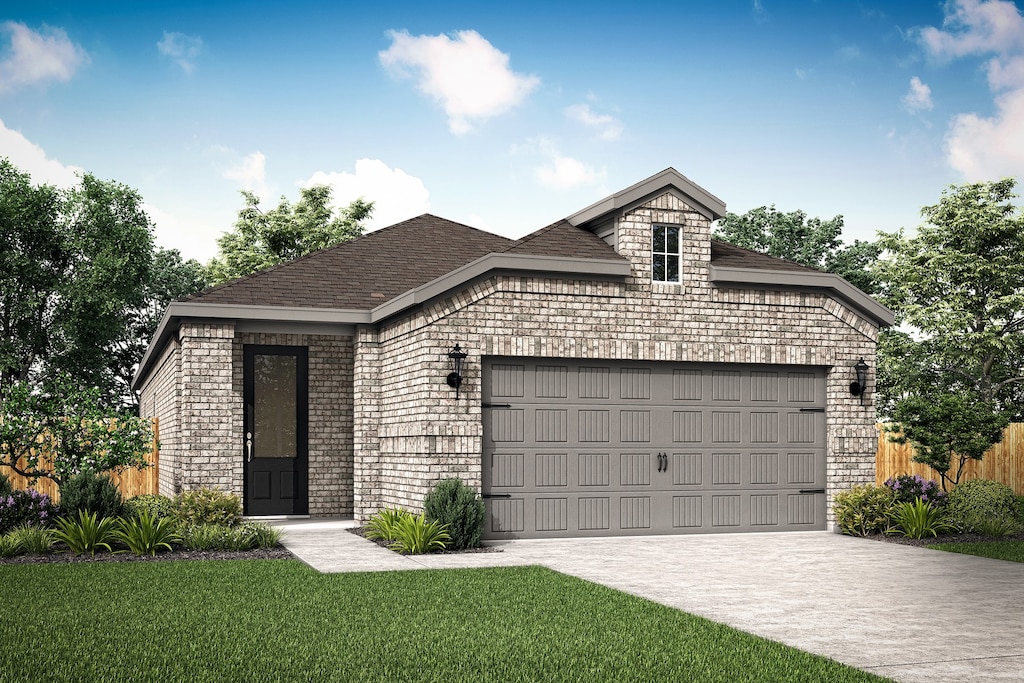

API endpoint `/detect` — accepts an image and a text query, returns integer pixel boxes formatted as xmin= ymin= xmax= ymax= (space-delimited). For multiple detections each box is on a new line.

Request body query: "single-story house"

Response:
xmin=133 ymin=168 xmax=893 ymax=538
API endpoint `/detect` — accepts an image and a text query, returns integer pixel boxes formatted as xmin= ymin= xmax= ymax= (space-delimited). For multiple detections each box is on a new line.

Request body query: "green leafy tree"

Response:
xmin=714 ymin=205 xmax=881 ymax=293
xmin=206 ymin=186 xmax=373 ymax=285
xmin=0 ymin=158 xmax=180 ymax=409
xmin=0 ymin=373 xmax=153 ymax=487
xmin=875 ymin=178 xmax=1024 ymax=487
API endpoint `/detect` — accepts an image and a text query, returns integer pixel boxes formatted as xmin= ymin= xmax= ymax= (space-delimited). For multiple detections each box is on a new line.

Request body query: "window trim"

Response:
xmin=651 ymin=224 xmax=682 ymax=284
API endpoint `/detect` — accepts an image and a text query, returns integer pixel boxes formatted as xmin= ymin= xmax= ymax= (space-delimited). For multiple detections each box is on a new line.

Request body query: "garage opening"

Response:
xmin=481 ymin=358 xmax=827 ymax=539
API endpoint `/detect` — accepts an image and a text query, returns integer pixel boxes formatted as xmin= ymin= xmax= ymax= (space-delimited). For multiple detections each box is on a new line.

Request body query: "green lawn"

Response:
xmin=927 ymin=540 xmax=1024 ymax=563
xmin=0 ymin=560 xmax=888 ymax=682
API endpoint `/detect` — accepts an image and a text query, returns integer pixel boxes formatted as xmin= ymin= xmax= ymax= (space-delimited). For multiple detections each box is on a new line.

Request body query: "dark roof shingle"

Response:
xmin=710 ymin=239 xmax=824 ymax=274
xmin=187 ymin=214 xmax=513 ymax=309
xmin=503 ymin=219 xmax=626 ymax=261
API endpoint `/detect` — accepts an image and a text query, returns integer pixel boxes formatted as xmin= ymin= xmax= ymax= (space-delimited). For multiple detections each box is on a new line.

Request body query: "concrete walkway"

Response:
xmin=273 ymin=519 xmax=1024 ymax=683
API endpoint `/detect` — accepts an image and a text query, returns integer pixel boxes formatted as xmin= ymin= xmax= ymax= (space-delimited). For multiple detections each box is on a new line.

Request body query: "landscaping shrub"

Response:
xmin=0 ymin=489 xmax=58 ymax=534
xmin=124 ymin=494 xmax=174 ymax=520
xmin=172 ymin=487 xmax=242 ymax=527
xmin=58 ymin=470 xmax=124 ymax=520
xmin=0 ymin=472 xmax=11 ymax=497
xmin=886 ymin=499 xmax=952 ymax=539
xmin=178 ymin=521 xmax=277 ymax=551
xmin=1015 ymin=495 xmax=1024 ymax=525
xmin=833 ymin=485 xmax=896 ymax=536
xmin=390 ymin=512 xmax=450 ymax=554
xmin=424 ymin=478 xmax=485 ymax=550
xmin=365 ymin=507 xmax=411 ymax=542
xmin=53 ymin=510 xmax=118 ymax=556
xmin=945 ymin=479 xmax=1018 ymax=533
xmin=884 ymin=474 xmax=947 ymax=507
xmin=114 ymin=512 xmax=181 ymax=556
xmin=0 ymin=532 xmax=22 ymax=557
xmin=8 ymin=524 xmax=55 ymax=554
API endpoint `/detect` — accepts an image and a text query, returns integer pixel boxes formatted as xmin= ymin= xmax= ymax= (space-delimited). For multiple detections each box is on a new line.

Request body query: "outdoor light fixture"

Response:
xmin=446 ymin=344 xmax=468 ymax=399
xmin=850 ymin=358 xmax=869 ymax=405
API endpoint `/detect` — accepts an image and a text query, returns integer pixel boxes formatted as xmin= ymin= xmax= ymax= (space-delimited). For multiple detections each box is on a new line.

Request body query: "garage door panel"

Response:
xmin=483 ymin=358 xmax=827 ymax=539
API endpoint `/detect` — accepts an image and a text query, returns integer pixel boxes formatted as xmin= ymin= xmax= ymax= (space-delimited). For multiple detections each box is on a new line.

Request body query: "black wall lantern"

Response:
xmin=446 ymin=344 xmax=468 ymax=399
xmin=849 ymin=358 xmax=869 ymax=404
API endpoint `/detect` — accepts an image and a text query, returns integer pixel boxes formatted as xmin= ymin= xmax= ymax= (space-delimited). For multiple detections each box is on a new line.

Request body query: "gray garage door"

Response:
xmin=481 ymin=358 xmax=827 ymax=539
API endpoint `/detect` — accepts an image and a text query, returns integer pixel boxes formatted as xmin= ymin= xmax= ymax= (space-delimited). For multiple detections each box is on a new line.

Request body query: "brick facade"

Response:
xmin=357 ymin=192 xmax=880 ymax=528
xmin=138 ymin=186 xmax=884 ymax=531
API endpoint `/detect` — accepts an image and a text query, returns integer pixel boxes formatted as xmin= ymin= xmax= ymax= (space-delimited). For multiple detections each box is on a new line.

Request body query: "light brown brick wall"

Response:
xmin=138 ymin=338 xmax=182 ymax=497
xmin=357 ymin=192 xmax=880 ymax=527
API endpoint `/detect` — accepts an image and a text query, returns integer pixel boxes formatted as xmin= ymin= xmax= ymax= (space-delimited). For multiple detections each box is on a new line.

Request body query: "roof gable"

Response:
xmin=568 ymin=168 xmax=727 ymax=227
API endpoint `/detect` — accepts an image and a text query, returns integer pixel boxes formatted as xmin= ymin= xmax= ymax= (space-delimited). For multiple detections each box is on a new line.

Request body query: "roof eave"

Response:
xmin=709 ymin=264 xmax=896 ymax=328
xmin=568 ymin=168 xmax=727 ymax=227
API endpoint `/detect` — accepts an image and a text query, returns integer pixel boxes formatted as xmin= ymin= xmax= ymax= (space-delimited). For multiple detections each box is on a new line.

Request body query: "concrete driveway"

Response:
xmin=277 ymin=522 xmax=1024 ymax=683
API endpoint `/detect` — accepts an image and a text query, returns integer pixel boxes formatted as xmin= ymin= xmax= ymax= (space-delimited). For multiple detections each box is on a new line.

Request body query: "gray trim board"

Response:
xmin=132 ymin=252 xmax=632 ymax=391
xmin=709 ymin=265 xmax=895 ymax=328
xmin=568 ymin=168 xmax=727 ymax=227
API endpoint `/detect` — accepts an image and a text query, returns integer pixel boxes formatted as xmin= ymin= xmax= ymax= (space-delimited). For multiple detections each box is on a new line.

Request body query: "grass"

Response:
xmin=0 ymin=561 xmax=888 ymax=683
xmin=927 ymin=540 xmax=1024 ymax=563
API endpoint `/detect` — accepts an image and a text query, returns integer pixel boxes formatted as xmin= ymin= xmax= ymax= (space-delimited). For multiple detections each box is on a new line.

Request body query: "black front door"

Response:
xmin=243 ymin=345 xmax=308 ymax=515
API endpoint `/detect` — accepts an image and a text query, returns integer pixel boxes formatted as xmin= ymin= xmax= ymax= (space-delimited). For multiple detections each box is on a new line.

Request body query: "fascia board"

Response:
xmin=568 ymin=168 xmax=727 ymax=227
xmin=709 ymin=265 xmax=896 ymax=328
xmin=130 ymin=302 xmax=372 ymax=391
xmin=370 ymin=252 xmax=632 ymax=321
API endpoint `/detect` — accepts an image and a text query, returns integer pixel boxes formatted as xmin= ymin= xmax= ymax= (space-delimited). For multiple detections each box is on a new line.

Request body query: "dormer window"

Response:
xmin=652 ymin=225 xmax=681 ymax=283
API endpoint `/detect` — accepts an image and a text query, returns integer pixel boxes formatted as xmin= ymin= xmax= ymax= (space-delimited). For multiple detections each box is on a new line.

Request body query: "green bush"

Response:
xmin=114 ymin=512 xmax=181 ymax=556
xmin=8 ymin=524 xmax=56 ymax=554
xmin=390 ymin=512 xmax=450 ymax=554
xmin=365 ymin=507 xmax=411 ymax=542
xmin=946 ymin=479 xmax=1018 ymax=533
xmin=53 ymin=510 xmax=118 ymax=555
xmin=58 ymin=471 xmax=124 ymax=520
xmin=124 ymin=494 xmax=174 ymax=520
xmin=0 ymin=472 xmax=11 ymax=497
xmin=424 ymin=478 xmax=485 ymax=550
xmin=1014 ymin=495 xmax=1024 ymax=524
xmin=833 ymin=485 xmax=896 ymax=537
xmin=886 ymin=499 xmax=953 ymax=539
xmin=172 ymin=487 xmax=242 ymax=527
xmin=970 ymin=514 xmax=1022 ymax=538
xmin=178 ymin=522 xmax=276 ymax=551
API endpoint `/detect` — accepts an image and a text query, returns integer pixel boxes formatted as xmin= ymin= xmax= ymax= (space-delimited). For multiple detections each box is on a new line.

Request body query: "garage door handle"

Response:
xmin=657 ymin=452 xmax=668 ymax=472
xmin=799 ymin=489 xmax=825 ymax=494
xmin=483 ymin=403 xmax=512 ymax=408
xmin=799 ymin=408 xmax=825 ymax=413
xmin=482 ymin=494 xmax=511 ymax=499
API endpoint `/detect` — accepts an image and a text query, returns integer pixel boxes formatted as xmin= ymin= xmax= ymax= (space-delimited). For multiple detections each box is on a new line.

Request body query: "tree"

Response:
xmin=875 ymin=178 xmax=1024 ymax=487
xmin=0 ymin=159 xmax=159 ymax=408
xmin=713 ymin=206 xmax=881 ymax=293
xmin=206 ymin=186 xmax=373 ymax=285
xmin=0 ymin=374 xmax=153 ymax=487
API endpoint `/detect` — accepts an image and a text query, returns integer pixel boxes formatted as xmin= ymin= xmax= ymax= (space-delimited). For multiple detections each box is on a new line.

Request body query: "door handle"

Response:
xmin=246 ymin=432 xmax=253 ymax=462
xmin=656 ymin=452 xmax=667 ymax=472
xmin=662 ymin=453 xmax=668 ymax=473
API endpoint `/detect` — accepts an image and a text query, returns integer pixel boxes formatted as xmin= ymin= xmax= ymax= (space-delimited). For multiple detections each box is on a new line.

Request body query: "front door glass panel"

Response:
xmin=253 ymin=353 xmax=297 ymax=458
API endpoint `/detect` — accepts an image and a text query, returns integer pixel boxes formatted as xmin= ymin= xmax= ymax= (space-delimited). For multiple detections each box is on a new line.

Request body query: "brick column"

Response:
xmin=353 ymin=325 xmax=381 ymax=521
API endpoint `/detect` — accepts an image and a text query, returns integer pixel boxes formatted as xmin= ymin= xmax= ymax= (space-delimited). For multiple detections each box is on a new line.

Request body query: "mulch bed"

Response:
xmin=348 ymin=526 xmax=501 ymax=554
xmin=865 ymin=530 xmax=1024 ymax=548
xmin=0 ymin=547 xmax=295 ymax=565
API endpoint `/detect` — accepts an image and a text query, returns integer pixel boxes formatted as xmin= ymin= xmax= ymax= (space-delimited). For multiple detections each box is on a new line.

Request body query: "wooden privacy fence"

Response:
xmin=876 ymin=422 xmax=1024 ymax=494
xmin=1 ymin=419 xmax=159 ymax=503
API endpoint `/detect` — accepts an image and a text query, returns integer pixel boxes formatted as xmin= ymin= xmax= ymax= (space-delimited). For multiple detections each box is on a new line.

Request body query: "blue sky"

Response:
xmin=2 ymin=0 xmax=1022 ymax=262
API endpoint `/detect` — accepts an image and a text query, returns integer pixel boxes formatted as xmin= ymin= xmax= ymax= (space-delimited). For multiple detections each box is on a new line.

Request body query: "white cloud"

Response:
xmin=157 ymin=31 xmax=203 ymax=74
xmin=837 ymin=45 xmax=863 ymax=61
xmin=902 ymin=76 xmax=934 ymax=112
xmin=752 ymin=0 xmax=769 ymax=24
xmin=0 ymin=118 xmax=82 ymax=187
xmin=305 ymin=159 xmax=430 ymax=231
xmin=946 ymin=87 xmax=1024 ymax=180
xmin=918 ymin=0 xmax=1024 ymax=179
xmin=379 ymin=29 xmax=540 ymax=135
xmin=0 ymin=21 xmax=87 ymax=93
xmin=513 ymin=137 xmax=606 ymax=191
xmin=564 ymin=103 xmax=623 ymax=141
xmin=919 ymin=0 xmax=1024 ymax=61
xmin=223 ymin=151 xmax=270 ymax=202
